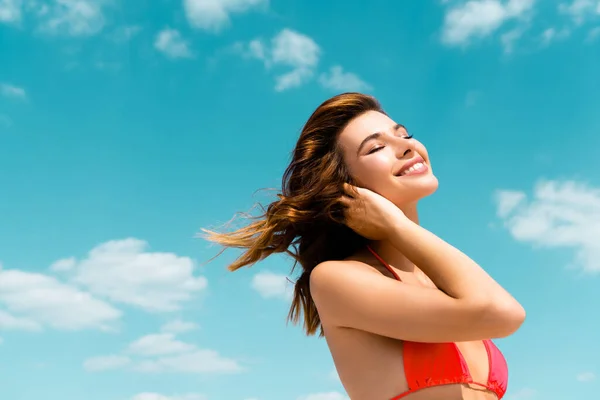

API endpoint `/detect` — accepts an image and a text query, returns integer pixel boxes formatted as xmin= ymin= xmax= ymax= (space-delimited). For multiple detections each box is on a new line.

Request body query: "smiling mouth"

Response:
xmin=397 ymin=161 xmax=428 ymax=177
xmin=395 ymin=156 xmax=429 ymax=177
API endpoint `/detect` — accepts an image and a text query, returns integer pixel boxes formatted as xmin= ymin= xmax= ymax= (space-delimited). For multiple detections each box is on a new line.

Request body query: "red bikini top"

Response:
xmin=366 ymin=246 xmax=508 ymax=400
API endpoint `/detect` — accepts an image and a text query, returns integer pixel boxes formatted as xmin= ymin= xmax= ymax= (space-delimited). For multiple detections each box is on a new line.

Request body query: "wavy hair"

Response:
xmin=203 ymin=92 xmax=384 ymax=335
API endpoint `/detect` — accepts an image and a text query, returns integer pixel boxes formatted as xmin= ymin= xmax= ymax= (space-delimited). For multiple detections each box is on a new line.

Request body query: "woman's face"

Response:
xmin=337 ymin=110 xmax=438 ymax=207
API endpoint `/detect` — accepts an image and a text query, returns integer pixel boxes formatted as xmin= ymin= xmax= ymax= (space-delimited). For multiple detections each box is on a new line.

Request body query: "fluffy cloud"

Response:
xmin=85 ymin=331 xmax=242 ymax=374
xmin=540 ymin=27 xmax=571 ymax=46
xmin=183 ymin=0 xmax=267 ymax=32
xmin=251 ymin=271 xmax=293 ymax=300
xmin=559 ymin=0 xmax=600 ymax=25
xmin=0 ymin=0 xmax=22 ymax=23
xmin=35 ymin=0 xmax=107 ymax=36
xmin=237 ymin=28 xmax=320 ymax=91
xmin=0 ymin=268 xmax=121 ymax=331
xmin=127 ymin=333 xmax=196 ymax=356
xmin=0 ymin=309 xmax=41 ymax=331
xmin=57 ymin=238 xmax=207 ymax=312
xmin=263 ymin=29 xmax=321 ymax=91
xmin=441 ymin=0 xmax=535 ymax=46
xmin=297 ymin=392 xmax=349 ymax=400
xmin=319 ymin=66 xmax=372 ymax=92
xmin=0 ymin=83 xmax=26 ymax=100
xmin=154 ymin=28 xmax=194 ymax=59
xmin=133 ymin=349 xmax=243 ymax=374
xmin=131 ymin=393 xmax=206 ymax=400
xmin=495 ymin=180 xmax=600 ymax=273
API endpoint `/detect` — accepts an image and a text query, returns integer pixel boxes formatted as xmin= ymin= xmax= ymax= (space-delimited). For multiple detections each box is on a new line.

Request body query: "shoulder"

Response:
xmin=309 ymin=259 xmax=384 ymax=300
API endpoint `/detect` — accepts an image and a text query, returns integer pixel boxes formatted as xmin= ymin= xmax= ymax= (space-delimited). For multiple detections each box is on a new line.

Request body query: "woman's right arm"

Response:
xmin=310 ymin=187 xmax=526 ymax=343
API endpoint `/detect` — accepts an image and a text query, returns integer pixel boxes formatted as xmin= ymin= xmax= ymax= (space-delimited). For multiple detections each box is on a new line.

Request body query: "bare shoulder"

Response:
xmin=310 ymin=259 xmax=381 ymax=293
xmin=309 ymin=258 xmax=387 ymax=310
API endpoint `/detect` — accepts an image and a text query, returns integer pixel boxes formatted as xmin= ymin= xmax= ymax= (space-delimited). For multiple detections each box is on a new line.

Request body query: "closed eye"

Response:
xmin=367 ymin=146 xmax=384 ymax=154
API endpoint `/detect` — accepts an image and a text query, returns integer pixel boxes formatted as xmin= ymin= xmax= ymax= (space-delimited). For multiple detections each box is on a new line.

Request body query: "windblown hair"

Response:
xmin=203 ymin=92 xmax=384 ymax=336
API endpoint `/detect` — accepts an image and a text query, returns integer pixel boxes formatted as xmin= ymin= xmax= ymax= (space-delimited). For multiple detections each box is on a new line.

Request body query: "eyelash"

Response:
xmin=367 ymin=134 xmax=414 ymax=154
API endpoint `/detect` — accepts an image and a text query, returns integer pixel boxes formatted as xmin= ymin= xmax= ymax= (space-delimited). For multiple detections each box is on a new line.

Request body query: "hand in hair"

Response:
xmin=339 ymin=183 xmax=406 ymax=241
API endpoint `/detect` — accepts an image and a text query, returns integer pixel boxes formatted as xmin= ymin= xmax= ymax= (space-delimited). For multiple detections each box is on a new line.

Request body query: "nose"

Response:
xmin=393 ymin=136 xmax=414 ymax=159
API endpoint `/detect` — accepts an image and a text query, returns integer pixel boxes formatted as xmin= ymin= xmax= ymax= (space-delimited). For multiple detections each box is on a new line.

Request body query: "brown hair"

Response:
xmin=203 ymin=92 xmax=384 ymax=336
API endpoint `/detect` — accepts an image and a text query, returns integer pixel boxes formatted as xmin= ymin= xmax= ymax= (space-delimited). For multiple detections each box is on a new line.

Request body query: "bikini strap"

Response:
xmin=366 ymin=245 xmax=402 ymax=282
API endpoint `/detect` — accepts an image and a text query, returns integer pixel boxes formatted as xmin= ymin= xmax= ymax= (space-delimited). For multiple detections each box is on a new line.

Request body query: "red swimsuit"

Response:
xmin=367 ymin=246 xmax=508 ymax=400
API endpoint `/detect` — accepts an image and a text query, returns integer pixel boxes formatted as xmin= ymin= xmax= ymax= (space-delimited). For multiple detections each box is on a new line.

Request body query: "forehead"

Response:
xmin=338 ymin=110 xmax=400 ymax=148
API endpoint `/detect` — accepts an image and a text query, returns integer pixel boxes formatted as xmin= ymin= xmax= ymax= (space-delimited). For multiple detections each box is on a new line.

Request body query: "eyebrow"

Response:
xmin=356 ymin=123 xmax=406 ymax=155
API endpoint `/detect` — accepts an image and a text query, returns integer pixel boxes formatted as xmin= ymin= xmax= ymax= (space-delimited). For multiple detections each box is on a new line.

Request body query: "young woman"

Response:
xmin=204 ymin=93 xmax=525 ymax=400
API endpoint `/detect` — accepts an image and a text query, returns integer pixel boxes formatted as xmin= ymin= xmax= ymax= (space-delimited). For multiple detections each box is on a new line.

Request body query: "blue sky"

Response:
xmin=1 ymin=1 xmax=599 ymax=399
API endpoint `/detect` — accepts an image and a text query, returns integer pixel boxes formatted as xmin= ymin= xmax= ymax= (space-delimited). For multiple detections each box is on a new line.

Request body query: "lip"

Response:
xmin=395 ymin=155 xmax=426 ymax=176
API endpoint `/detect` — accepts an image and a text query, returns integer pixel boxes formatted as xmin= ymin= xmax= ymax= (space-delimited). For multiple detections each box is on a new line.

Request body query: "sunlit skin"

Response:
xmin=313 ymin=111 xmax=504 ymax=400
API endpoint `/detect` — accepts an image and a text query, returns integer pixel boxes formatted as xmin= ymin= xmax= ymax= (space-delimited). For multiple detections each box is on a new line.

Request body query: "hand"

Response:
xmin=339 ymin=183 xmax=407 ymax=240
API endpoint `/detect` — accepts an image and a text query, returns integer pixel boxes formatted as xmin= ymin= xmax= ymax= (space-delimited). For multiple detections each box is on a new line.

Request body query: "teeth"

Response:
xmin=400 ymin=162 xmax=424 ymax=176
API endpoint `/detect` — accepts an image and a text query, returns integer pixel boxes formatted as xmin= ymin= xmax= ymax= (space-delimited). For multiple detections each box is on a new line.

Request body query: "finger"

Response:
xmin=338 ymin=194 xmax=353 ymax=206
xmin=343 ymin=182 xmax=359 ymax=197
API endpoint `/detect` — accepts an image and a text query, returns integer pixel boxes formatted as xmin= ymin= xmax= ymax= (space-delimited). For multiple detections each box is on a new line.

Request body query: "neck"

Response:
xmin=369 ymin=201 xmax=418 ymax=272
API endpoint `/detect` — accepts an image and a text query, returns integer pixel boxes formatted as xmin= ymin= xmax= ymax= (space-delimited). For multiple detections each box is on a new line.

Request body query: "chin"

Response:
xmin=389 ymin=174 xmax=439 ymax=205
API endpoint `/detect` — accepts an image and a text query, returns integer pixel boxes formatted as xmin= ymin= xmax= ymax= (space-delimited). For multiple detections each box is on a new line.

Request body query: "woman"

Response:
xmin=204 ymin=93 xmax=525 ymax=400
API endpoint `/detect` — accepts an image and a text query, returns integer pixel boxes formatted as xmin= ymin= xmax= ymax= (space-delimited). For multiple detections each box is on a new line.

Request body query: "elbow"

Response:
xmin=469 ymin=297 xmax=526 ymax=339
xmin=485 ymin=298 xmax=526 ymax=338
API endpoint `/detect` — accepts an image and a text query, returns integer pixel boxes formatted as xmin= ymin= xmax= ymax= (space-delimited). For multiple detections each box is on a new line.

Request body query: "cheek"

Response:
xmin=350 ymin=156 xmax=393 ymax=188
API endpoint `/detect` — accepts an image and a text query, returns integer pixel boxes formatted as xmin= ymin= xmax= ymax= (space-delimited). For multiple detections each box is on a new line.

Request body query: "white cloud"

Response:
xmin=0 ymin=269 xmax=121 ymax=331
xmin=577 ymin=371 xmax=596 ymax=381
xmin=318 ymin=66 xmax=372 ymax=92
xmin=297 ymin=392 xmax=349 ymax=400
xmin=441 ymin=0 xmax=535 ymax=46
xmin=83 ymin=355 xmax=131 ymax=371
xmin=0 ymin=309 xmax=41 ymax=331
xmin=127 ymin=333 xmax=196 ymax=356
xmin=270 ymin=29 xmax=320 ymax=91
xmin=160 ymin=319 xmax=199 ymax=334
xmin=0 ymin=83 xmax=26 ymax=100
xmin=496 ymin=190 xmax=526 ymax=217
xmin=270 ymin=29 xmax=320 ymax=69
xmin=132 ymin=393 xmax=206 ymax=400
xmin=183 ymin=0 xmax=267 ymax=32
xmin=540 ymin=27 xmax=571 ymax=46
xmin=559 ymin=0 xmax=600 ymax=25
xmin=0 ymin=0 xmax=21 ymax=23
xmin=36 ymin=0 xmax=107 ymax=36
xmin=50 ymin=256 xmax=76 ymax=272
xmin=237 ymin=28 xmax=321 ymax=91
xmin=154 ymin=28 xmax=193 ymax=59
xmin=251 ymin=271 xmax=293 ymax=300
xmin=133 ymin=349 xmax=243 ymax=374
xmin=61 ymin=238 xmax=207 ymax=312
xmin=87 ymin=330 xmax=241 ymax=375
xmin=495 ymin=180 xmax=600 ymax=273
xmin=274 ymin=68 xmax=313 ymax=92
